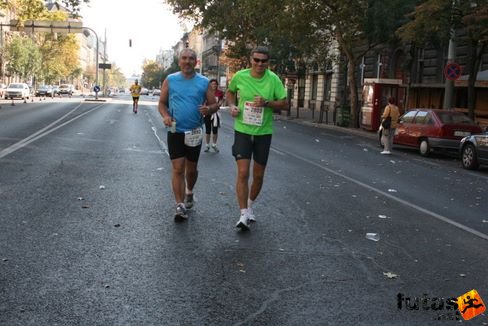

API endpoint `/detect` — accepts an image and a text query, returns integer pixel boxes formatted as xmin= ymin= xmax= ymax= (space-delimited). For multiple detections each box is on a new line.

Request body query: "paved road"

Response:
xmin=0 ymin=96 xmax=487 ymax=325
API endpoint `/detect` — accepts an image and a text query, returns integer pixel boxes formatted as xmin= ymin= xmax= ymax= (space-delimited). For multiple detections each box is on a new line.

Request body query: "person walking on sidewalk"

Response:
xmin=203 ymin=79 xmax=224 ymax=153
xmin=158 ymin=48 xmax=219 ymax=220
xmin=130 ymin=79 xmax=142 ymax=113
xmin=380 ymin=97 xmax=401 ymax=155
xmin=226 ymin=46 xmax=288 ymax=230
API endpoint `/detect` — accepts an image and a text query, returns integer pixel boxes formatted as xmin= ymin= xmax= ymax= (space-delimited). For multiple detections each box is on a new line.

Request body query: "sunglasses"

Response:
xmin=252 ymin=57 xmax=269 ymax=64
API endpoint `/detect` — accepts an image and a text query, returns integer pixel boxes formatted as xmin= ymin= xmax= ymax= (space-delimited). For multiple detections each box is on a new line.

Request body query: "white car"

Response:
xmin=5 ymin=83 xmax=30 ymax=100
xmin=58 ymin=84 xmax=74 ymax=96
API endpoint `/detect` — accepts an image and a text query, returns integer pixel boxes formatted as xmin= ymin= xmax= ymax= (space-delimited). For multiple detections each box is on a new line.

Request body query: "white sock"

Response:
xmin=248 ymin=199 xmax=254 ymax=209
xmin=240 ymin=208 xmax=248 ymax=216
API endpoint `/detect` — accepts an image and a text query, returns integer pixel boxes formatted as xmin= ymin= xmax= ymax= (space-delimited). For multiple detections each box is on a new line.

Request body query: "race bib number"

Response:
xmin=184 ymin=127 xmax=203 ymax=147
xmin=243 ymin=101 xmax=263 ymax=126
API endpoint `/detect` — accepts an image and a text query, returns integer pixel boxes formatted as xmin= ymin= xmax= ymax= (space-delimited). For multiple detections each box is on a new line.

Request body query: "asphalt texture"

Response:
xmin=0 ymin=96 xmax=487 ymax=325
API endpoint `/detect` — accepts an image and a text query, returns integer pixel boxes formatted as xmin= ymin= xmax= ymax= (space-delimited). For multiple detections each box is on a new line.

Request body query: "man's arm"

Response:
xmin=226 ymin=89 xmax=240 ymax=117
xmin=266 ymin=98 xmax=288 ymax=112
xmin=158 ymin=79 xmax=172 ymax=127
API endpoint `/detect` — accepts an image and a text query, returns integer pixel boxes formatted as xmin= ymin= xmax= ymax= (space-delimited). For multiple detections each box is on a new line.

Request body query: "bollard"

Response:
xmin=11 ymin=98 xmax=14 ymax=106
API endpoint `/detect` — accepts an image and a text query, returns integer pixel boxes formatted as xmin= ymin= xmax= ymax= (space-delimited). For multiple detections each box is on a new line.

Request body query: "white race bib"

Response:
xmin=243 ymin=101 xmax=264 ymax=126
xmin=184 ymin=127 xmax=203 ymax=147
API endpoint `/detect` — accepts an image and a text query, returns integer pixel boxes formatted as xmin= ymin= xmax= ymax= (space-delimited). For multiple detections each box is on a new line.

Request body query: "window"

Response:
xmin=416 ymin=48 xmax=424 ymax=83
xmin=414 ymin=111 xmax=429 ymax=124
xmin=402 ymin=111 xmax=417 ymax=123
xmin=324 ymin=73 xmax=332 ymax=101
xmin=311 ymin=74 xmax=318 ymax=100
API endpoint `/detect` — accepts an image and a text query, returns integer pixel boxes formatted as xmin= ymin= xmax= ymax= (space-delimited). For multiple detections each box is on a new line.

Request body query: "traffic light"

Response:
xmin=129 ymin=39 xmax=132 ymax=47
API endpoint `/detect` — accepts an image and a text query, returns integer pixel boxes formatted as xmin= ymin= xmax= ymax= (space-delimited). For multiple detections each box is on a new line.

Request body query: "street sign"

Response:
xmin=98 ymin=63 xmax=112 ymax=69
xmin=93 ymin=85 xmax=100 ymax=93
xmin=444 ymin=62 xmax=462 ymax=81
xmin=12 ymin=20 xmax=83 ymax=33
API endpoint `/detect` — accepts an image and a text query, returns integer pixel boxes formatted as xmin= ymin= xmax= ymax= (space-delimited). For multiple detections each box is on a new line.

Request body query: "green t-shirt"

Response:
xmin=228 ymin=68 xmax=287 ymax=135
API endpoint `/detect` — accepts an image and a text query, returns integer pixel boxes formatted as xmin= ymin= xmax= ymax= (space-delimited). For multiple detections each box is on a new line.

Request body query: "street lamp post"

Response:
xmin=82 ymin=27 xmax=99 ymax=99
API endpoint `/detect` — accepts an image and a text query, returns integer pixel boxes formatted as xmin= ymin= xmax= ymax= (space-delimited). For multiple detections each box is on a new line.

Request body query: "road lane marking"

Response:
xmin=151 ymin=126 xmax=169 ymax=157
xmin=0 ymin=104 xmax=100 ymax=159
xmin=279 ymin=148 xmax=488 ymax=241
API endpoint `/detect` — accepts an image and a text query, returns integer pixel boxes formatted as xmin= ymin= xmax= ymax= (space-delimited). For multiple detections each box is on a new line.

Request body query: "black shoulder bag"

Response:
xmin=381 ymin=106 xmax=392 ymax=129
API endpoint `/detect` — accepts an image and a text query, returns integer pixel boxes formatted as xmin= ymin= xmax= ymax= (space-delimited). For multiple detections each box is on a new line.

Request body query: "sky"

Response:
xmin=80 ymin=0 xmax=189 ymax=77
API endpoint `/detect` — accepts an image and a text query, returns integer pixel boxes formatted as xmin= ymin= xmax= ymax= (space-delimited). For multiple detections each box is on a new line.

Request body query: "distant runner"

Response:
xmin=129 ymin=79 xmax=142 ymax=113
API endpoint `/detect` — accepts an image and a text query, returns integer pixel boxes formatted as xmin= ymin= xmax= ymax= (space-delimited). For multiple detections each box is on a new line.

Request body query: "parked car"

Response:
xmin=378 ymin=108 xmax=483 ymax=156
xmin=459 ymin=133 xmax=488 ymax=170
xmin=58 ymin=84 xmax=74 ymax=96
xmin=35 ymin=85 xmax=53 ymax=97
xmin=140 ymin=87 xmax=149 ymax=95
xmin=152 ymin=89 xmax=161 ymax=96
xmin=4 ymin=83 xmax=30 ymax=100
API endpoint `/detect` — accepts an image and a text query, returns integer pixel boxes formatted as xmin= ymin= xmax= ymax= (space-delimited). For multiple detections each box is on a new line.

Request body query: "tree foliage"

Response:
xmin=1 ymin=0 xmax=82 ymax=84
xmin=106 ymin=63 xmax=127 ymax=89
xmin=5 ymin=35 xmax=41 ymax=80
xmin=141 ymin=60 xmax=163 ymax=89
xmin=166 ymin=0 xmax=417 ymax=127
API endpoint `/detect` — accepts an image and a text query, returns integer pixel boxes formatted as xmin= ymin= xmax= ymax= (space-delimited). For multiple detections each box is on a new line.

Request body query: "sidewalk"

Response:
xmin=275 ymin=106 xmax=378 ymax=141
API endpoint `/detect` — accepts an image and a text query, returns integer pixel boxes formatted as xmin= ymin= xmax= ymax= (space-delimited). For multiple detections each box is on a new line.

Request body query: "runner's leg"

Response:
xmin=236 ymin=159 xmax=251 ymax=209
xmin=249 ymin=161 xmax=265 ymax=201
xmin=171 ymin=157 xmax=186 ymax=204
xmin=185 ymin=160 xmax=198 ymax=194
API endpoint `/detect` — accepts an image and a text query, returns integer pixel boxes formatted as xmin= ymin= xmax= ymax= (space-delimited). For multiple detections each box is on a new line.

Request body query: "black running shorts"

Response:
xmin=167 ymin=132 xmax=202 ymax=162
xmin=232 ymin=130 xmax=272 ymax=166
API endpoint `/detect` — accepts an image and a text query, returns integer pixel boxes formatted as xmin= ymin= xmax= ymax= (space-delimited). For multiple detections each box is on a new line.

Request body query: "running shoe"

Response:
xmin=212 ymin=144 xmax=219 ymax=152
xmin=204 ymin=144 xmax=210 ymax=152
xmin=184 ymin=193 xmax=194 ymax=209
xmin=247 ymin=208 xmax=256 ymax=223
xmin=174 ymin=203 xmax=187 ymax=221
xmin=235 ymin=214 xmax=250 ymax=230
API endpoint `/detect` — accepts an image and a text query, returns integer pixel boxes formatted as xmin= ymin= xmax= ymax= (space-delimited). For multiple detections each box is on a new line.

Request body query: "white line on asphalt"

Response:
xmin=0 ymin=104 xmax=99 ymax=159
xmin=151 ymin=126 xmax=169 ymax=157
xmin=280 ymin=149 xmax=488 ymax=241
xmin=270 ymin=148 xmax=285 ymax=156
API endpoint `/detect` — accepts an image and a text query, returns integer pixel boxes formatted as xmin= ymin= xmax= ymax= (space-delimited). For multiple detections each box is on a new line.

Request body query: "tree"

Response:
xmin=141 ymin=60 xmax=163 ymax=89
xmin=5 ymin=35 xmax=41 ymax=81
xmin=397 ymin=0 xmax=488 ymax=119
xmin=106 ymin=63 xmax=127 ymax=90
xmin=166 ymin=0 xmax=304 ymax=68
xmin=166 ymin=0 xmax=418 ymax=127
xmin=285 ymin=0 xmax=418 ymax=127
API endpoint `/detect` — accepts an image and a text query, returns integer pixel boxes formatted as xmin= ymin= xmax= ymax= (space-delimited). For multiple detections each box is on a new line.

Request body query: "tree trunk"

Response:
xmin=347 ymin=59 xmax=359 ymax=128
xmin=467 ymin=40 xmax=485 ymax=121
xmin=336 ymin=31 xmax=360 ymax=128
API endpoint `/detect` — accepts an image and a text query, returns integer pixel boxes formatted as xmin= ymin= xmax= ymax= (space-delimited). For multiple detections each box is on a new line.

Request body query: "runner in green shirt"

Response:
xmin=226 ymin=46 xmax=288 ymax=230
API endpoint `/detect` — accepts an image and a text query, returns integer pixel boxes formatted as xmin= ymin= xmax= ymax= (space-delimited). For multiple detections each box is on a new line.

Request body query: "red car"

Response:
xmin=379 ymin=109 xmax=483 ymax=156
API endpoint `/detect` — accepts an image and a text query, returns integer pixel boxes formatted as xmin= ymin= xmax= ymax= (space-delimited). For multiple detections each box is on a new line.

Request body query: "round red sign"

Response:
xmin=444 ymin=62 xmax=462 ymax=81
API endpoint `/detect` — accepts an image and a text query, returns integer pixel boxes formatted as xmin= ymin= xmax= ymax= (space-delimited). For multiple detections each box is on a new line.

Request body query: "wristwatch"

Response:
xmin=264 ymin=100 xmax=269 ymax=107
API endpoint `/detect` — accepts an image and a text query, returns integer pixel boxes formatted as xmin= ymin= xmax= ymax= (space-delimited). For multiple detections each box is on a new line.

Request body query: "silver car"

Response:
xmin=5 ymin=83 xmax=30 ymax=100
